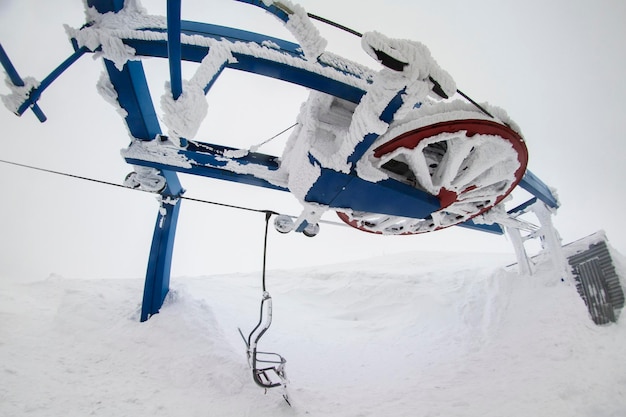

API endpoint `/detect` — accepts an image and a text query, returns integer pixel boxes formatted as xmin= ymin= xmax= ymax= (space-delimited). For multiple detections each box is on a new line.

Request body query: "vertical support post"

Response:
xmin=103 ymin=59 xmax=185 ymax=321
xmin=533 ymin=201 xmax=570 ymax=281
xmin=506 ymin=226 xmax=532 ymax=276
xmin=166 ymin=0 xmax=188 ymax=148
xmin=166 ymin=0 xmax=183 ymax=100
xmin=141 ymin=171 xmax=184 ymax=322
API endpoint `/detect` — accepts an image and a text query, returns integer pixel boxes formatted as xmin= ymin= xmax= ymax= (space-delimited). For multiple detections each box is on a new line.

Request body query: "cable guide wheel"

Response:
xmin=339 ymin=114 xmax=528 ymax=234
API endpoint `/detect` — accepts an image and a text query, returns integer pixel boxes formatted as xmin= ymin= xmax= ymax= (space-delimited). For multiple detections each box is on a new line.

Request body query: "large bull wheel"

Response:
xmin=338 ymin=115 xmax=528 ymax=234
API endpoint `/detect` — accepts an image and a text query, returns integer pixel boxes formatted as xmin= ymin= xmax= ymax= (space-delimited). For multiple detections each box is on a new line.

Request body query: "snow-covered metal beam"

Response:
xmin=166 ymin=0 xmax=183 ymax=100
xmin=0 ymin=44 xmax=47 ymax=122
xmin=141 ymin=180 xmax=183 ymax=322
xmin=519 ymin=170 xmax=559 ymax=208
xmin=104 ymin=60 xmax=161 ymax=140
xmin=1 ymin=0 xmax=558 ymax=321
xmin=103 ymin=59 xmax=184 ymax=321
xmin=235 ymin=0 xmax=291 ymax=23
xmin=508 ymin=197 xmax=538 ymax=216
xmin=86 ymin=0 xmax=124 ymax=14
xmin=123 ymin=138 xmax=288 ymax=192
xmin=105 ymin=21 xmax=369 ymax=105
xmin=1 ymin=44 xmax=89 ymax=122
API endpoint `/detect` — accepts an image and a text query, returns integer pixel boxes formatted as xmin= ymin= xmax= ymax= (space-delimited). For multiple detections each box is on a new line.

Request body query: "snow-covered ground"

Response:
xmin=1 ymin=249 xmax=625 ymax=417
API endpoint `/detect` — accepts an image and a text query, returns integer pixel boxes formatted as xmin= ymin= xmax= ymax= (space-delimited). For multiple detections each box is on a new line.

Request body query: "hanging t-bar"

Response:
xmin=238 ymin=291 xmax=290 ymax=404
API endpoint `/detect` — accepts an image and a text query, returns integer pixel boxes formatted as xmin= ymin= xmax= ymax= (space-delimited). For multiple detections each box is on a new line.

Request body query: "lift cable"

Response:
xmin=0 ymin=157 xmax=273 ymax=213
xmin=247 ymin=122 xmax=298 ymax=152
xmin=261 ymin=211 xmax=272 ymax=292
xmin=0 ymin=158 xmax=135 ymax=192
xmin=307 ymin=12 xmax=495 ymax=118
xmin=0 ymin=158 xmax=348 ymax=227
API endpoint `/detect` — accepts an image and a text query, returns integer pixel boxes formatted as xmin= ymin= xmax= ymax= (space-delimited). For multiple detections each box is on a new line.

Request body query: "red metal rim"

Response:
xmin=338 ymin=119 xmax=529 ymax=234
xmin=374 ymin=119 xmax=528 ymax=168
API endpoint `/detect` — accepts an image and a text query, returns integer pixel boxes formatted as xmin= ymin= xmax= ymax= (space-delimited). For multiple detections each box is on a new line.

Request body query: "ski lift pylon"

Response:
xmin=0 ymin=0 xmax=561 ymax=322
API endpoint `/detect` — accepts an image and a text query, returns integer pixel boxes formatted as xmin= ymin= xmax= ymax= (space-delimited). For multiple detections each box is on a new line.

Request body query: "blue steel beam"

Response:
xmin=234 ymin=0 xmax=291 ymax=22
xmin=519 ymin=169 xmax=559 ymax=208
xmin=142 ymin=170 xmax=183 ymax=322
xmin=116 ymin=20 xmax=368 ymax=104
xmin=180 ymin=21 xmax=299 ymax=51
xmin=123 ymin=141 xmax=503 ymax=234
xmin=508 ymin=197 xmax=538 ymax=216
xmin=120 ymin=37 xmax=367 ymax=104
xmin=0 ymin=43 xmax=47 ymax=122
xmin=81 ymin=13 xmax=519 ymax=236
xmin=124 ymin=139 xmax=287 ymax=192
xmin=1 ymin=43 xmax=90 ymax=122
xmin=103 ymin=58 xmax=184 ymax=321
xmin=0 ymin=0 xmax=548 ymax=323
xmin=167 ymin=0 xmax=183 ymax=100
xmin=14 ymin=46 xmax=89 ymax=119
xmin=104 ymin=59 xmax=163 ymax=141
xmin=166 ymin=0 xmax=187 ymax=147
xmin=87 ymin=0 xmax=124 ymax=13
xmin=307 ymin=168 xmax=503 ymax=234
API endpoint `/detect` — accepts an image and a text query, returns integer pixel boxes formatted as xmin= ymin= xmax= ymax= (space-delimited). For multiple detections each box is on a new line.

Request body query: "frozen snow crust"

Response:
xmin=2 ymin=250 xmax=625 ymax=416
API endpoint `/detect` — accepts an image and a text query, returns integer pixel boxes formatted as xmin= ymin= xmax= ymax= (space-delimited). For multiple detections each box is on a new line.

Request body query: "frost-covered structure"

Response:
xmin=1 ymin=0 xmax=562 ymax=322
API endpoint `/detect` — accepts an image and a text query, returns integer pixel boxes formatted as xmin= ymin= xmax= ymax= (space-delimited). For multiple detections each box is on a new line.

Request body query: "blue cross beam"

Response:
xmin=0 ymin=43 xmax=89 ymax=123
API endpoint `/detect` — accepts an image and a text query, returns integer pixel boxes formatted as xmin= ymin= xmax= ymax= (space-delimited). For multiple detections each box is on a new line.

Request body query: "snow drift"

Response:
xmin=1 ymin=250 xmax=625 ymax=417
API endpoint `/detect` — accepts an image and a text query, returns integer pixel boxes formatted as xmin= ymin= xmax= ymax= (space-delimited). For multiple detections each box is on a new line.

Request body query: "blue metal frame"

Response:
xmin=519 ymin=170 xmax=559 ymax=208
xmin=142 ymin=171 xmax=184 ymax=322
xmin=0 ymin=43 xmax=90 ymax=122
xmin=167 ymin=0 xmax=183 ymax=100
xmin=111 ymin=20 xmax=524 ymax=231
xmin=119 ymin=23 xmax=368 ymax=104
xmin=2 ymin=0 xmax=559 ymax=320
xmin=0 ymin=44 xmax=46 ymax=122
xmin=102 ymin=58 xmax=185 ymax=321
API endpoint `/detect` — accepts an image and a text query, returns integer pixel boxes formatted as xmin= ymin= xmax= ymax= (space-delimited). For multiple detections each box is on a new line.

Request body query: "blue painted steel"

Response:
xmin=0 ymin=44 xmax=27 ymax=93
xmin=116 ymin=21 xmax=368 ymax=104
xmin=235 ymin=0 xmax=291 ymax=22
xmin=2 ymin=0 xmax=557 ymax=319
xmin=346 ymin=88 xmax=406 ymax=166
xmin=103 ymin=58 xmax=184 ymax=321
xmin=307 ymin=168 xmax=439 ymax=216
xmin=124 ymin=140 xmax=287 ymax=192
xmin=15 ymin=46 xmax=89 ymax=118
xmin=104 ymin=60 xmax=161 ymax=140
xmin=85 ymin=49 xmax=176 ymax=318
xmin=167 ymin=0 xmax=183 ymax=100
xmin=87 ymin=0 xmax=124 ymax=13
xmin=306 ymin=167 xmax=502 ymax=234
xmin=202 ymin=65 xmax=227 ymax=95
xmin=508 ymin=197 xmax=538 ymax=215
xmin=180 ymin=21 xmax=299 ymax=51
xmin=519 ymin=170 xmax=559 ymax=208
xmin=459 ymin=220 xmax=503 ymax=234
xmin=141 ymin=171 xmax=184 ymax=322
xmin=85 ymin=8 xmax=187 ymax=321
xmin=166 ymin=0 xmax=187 ymax=147
xmin=105 ymin=20 xmax=507 ymax=235
xmin=0 ymin=43 xmax=47 ymax=122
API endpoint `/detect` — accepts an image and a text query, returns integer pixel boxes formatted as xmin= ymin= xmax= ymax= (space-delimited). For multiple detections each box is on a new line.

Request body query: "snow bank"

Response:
xmin=1 ymin=251 xmax=625 ymax=416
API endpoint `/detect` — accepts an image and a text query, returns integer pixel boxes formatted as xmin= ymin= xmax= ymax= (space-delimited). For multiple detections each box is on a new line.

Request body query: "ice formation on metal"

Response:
xmin=0 ymin=0 xmax=561 ymax=321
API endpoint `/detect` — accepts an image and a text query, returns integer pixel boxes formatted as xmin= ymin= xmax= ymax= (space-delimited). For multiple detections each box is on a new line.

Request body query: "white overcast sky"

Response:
xmin=1 ymin=0 xmax=625 ymax=281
